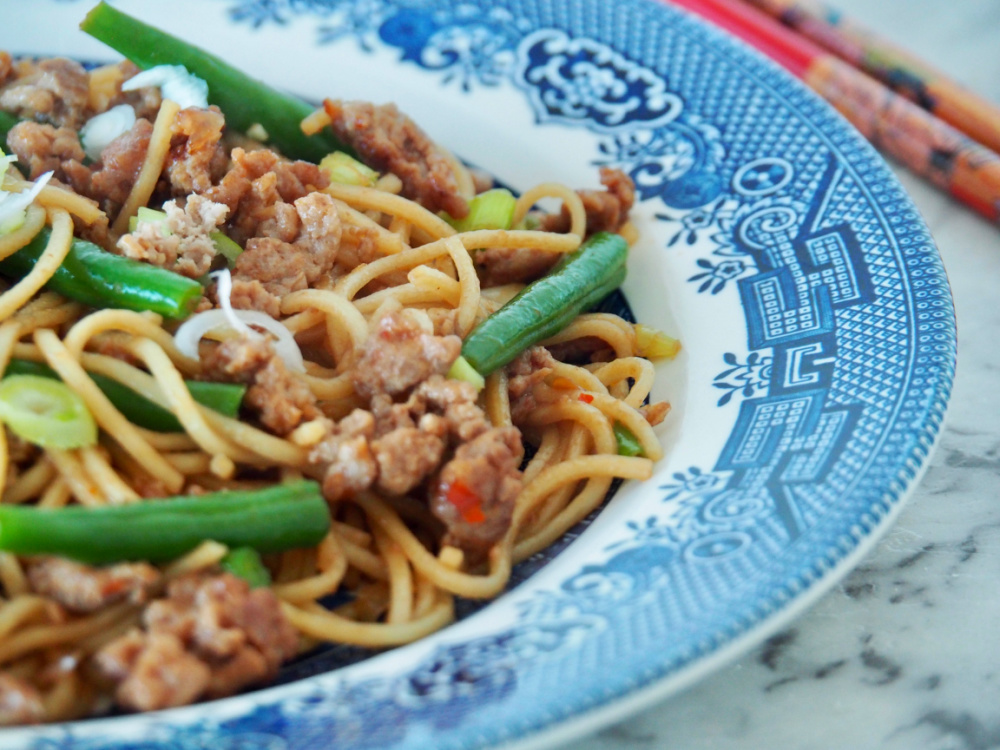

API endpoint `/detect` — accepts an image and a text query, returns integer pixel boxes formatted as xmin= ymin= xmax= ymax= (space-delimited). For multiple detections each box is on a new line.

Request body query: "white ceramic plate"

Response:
xmin=1 ymin=1 xmax=955 ymax=748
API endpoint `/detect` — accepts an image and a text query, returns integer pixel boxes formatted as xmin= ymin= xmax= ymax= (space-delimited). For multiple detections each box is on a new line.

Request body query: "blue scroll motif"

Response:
xmin=698 ymin=155 xmax=872 ymax=541
xmin=515 ymin=29 xmax=683 ymax=132
xmin=379 ymin=6 xmax=531 ymax=89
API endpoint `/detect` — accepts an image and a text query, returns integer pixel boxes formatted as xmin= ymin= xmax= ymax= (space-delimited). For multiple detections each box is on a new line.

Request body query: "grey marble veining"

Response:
xmin=572 ymin=1 xmax=1000 ymax=748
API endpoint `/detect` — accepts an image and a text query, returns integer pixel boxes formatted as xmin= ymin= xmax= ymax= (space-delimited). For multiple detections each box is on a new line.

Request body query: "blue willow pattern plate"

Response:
xmin=3 ymin=0 xmax=955 ymax=748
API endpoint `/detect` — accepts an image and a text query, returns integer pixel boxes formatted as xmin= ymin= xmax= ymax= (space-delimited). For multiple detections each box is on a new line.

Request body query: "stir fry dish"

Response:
xmin=0 ymin=2 xmax=678 ymax=724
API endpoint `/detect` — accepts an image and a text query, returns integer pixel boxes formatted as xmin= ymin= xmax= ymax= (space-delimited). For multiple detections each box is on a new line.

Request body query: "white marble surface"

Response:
xmin=572 ymin=2 xmax=1000 ymax=749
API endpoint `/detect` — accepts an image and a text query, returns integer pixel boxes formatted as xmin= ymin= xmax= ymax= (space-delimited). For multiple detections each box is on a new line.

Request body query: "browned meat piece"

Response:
xmin=166 ymin=107 xmax=228 ymax=195
xmin=202 ymin=335 xmax=319 ymax=436
xmin=294 ymin=191 xmax=342 ymax=259
xmin=474 ymin=245 xmax=561 ymax=287
xmin=230 ymin=192 xmax=343 ymax=316
xmin=640 ymin=401 xmax=671 ymax=426
xmin=228 ymin=278 xmax=282 ymax=319
xmin=5 ymin=120 xmax=85 ymax=180
xmin=96 ymin=572 xmax=298 ymax=712
xmin=117 ymin=194 xmax=228 ymax=278
xmin=0 ymin=58 xmax=91 ymax=129
xmin=205 ymin=147 xmax=329 ymax=244
xmin=332 ymin=222 xmax=382 ymax=278
xmin=409 ymin=375 xmax=490 ymax=442
xmin=371 ymin=424 xmax=446 ymax=496
xmin=310 ymin=409 xmax=378 ymax=502
xmin=89 ymin=118 xmax=153 ymax=217
xmin=540 ymin=167 xmax=636 ymax=235
xmin=310 ymin=376 xmax=492 ymax=503
xmin=353 ymin=309 xmax=461 ymax=399
xmin=0 ymin=52 xmax=12 ymax=86
xmin=202 ymin=331 xmax=271 ymax=376
xmin=26 ymin=557 xmax=160 ymax=614
xmin=96 ymin=630 xmax=210 ymax=713
xmin=430 ymin=427 xmax=524 ymax=557
xmin=0 ymin=673 xmax=44 ymax=726
xmin=151 ymin=573 xmax=296 ymax=669
xmin=246 ymin=353 xmax=320 ymax=435
xmin=506 ymin=347 xmax=557 ymax=424
xmin=323 ymin=99 xmax=468 ymax=219
xmin=5 ymin=121 xmax=93 ymax=212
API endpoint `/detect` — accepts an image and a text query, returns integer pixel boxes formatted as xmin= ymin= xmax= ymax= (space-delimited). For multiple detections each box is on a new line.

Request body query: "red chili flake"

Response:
xmin=445 ymin=479 xmax=486 ymax=524
xmin=578 ymin=393 xmax=594 ymax=404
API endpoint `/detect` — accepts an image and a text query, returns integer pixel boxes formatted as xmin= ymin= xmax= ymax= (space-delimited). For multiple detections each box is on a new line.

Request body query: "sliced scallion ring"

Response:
xmin=0 ymin=375 xmax=98 ymax=449
xmin=447 ymin=188 xmax=517 ymax=232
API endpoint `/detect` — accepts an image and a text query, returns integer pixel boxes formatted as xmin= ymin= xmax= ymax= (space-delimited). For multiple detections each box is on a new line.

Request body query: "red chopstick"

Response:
xmin=743 ymin=0 xmax=1000 ymax=159
xmin=666 ymin=0 xmax=1000 ymax=223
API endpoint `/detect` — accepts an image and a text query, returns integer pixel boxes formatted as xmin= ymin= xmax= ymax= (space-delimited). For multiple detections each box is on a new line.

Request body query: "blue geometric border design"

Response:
xmin=11 ymin=0 xmax=955 ymax=748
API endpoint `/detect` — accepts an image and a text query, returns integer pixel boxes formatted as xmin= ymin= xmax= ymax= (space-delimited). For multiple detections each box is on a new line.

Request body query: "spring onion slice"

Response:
xmin=79 ymin=104 xmax=136 ymax=161
xmin=448 ymin=188 xmax=517 ymax=233
xmin=0 ymin=150 xmax=17 ymax=184
xmin=121 ymin=64 xmax=209 ymax=110
xmin=127 ymin=206 xmax=169 ymax=233
xmin=209 ymin=231 xmax=242 ymax=265
xmin=174 ymin=269 xmax=305 ymax=372
xmin=446 ymin=355 xmax=485 ymax=391
xmin=319 ymin=151 xmax=378 ymax=187
xmin=634 ymin=324 xmax=681 ymax=359
xmin=0 ymin=375 xmax=98 ymax=449
xmin=0 ymin=170 xmax=52 ymax=235
xmin=221 ymin=546 xmax=272 ymax=588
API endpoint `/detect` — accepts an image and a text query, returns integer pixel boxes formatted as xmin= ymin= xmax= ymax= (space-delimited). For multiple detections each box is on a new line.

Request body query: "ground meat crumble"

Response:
xmin=117 ymin=194 xmax=228 ymax=278
xmin=95 ymin=571 xmax=298 ymax=712
xmin=323 ymin=99 xmax=469 ymax=219
xmin=26 ymin=558 xmax=161 ymax=614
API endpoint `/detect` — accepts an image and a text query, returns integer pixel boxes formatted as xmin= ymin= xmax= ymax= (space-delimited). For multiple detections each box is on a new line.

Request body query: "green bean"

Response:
xmin=0 ymin=111 xmax=19 ymax=147
xmin=220 ymin=546 xmax=272 ymax=588
xmin=0 ymin=227 xmax=203 ymax=319
xmin=80 ymin=2 xmax=346 ymax=163
xmin=0 ymin=480 xmax=330 ymax=564
xmin=461 ymin=232 xmax=628 ymax=376
xmin=613 ymin=423 xmax=644 ymax=457
xmin=3 ymin=359 xmax=245 ymax=433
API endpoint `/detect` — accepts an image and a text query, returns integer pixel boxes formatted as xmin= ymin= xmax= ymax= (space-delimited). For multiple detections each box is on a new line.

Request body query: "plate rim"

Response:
xmin=0 ymin=0 xmax=956 ymax=747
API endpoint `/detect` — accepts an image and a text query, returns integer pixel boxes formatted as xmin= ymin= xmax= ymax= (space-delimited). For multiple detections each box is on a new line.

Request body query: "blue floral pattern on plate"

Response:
xmin=6 ymin=0 xmax=955 ymax=747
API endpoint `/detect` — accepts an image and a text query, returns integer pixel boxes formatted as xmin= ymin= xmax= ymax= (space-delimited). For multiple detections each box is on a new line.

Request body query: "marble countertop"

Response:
xmin=574 ymin=2 xmax=1000 ymax=749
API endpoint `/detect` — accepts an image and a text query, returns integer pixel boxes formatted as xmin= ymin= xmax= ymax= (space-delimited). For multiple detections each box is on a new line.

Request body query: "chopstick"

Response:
xmin=741 ymin=0 xmax=1000 ymax=158
xmin=666 ymin=0 xmax=1000 ymax=222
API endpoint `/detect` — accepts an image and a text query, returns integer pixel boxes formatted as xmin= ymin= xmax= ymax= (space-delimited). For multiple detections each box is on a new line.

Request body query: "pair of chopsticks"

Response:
xmin=667 ymin=0 xmax=1000 ymax=222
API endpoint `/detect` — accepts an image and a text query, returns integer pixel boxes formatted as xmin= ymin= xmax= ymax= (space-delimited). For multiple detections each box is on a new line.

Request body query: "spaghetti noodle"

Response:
xmin=0 ymin=16 xmax=677 ymax=724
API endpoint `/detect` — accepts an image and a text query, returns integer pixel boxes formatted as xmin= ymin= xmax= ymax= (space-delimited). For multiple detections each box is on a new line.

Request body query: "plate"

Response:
xmin=2 ymin=0 xmax=956 ymax=748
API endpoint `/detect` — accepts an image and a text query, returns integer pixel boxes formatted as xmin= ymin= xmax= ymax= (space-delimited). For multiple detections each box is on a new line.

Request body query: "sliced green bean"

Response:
xmin=3 ymin=358 xmax=245 ymax=433
xmin=0 ymin=227 xmax=203 ymax=319
xmin=0 ymin=480 xmax=330 ymax=564
xmin=0 ymin=111 xmax=19 ymax=147
xmin=221 ymin=546 xmax=272 ymax=588
xmin=80 ymin=2 xmax=347 ymax=162
xmin=613 ymin=422 xmax=644 ymax=457
xmin=461 ymin=231 xmax=628 ymax=376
